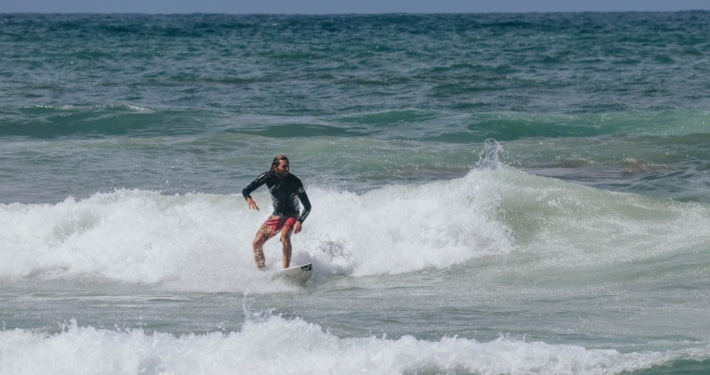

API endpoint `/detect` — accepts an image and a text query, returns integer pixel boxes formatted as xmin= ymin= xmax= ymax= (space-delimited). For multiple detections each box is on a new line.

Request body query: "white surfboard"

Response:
xmin=270 ymin=263 xmax=313 ymax=285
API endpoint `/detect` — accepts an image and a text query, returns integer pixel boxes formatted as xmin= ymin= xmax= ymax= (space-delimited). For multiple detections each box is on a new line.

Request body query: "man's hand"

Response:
xmin=246 ymin=197 xmax=260 ymax=211
xmin=293 ymin=221 xmax=302 ymax=234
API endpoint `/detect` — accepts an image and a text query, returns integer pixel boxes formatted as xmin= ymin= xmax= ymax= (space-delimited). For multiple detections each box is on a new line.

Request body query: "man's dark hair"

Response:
xmin=270 ymin=154 xmax=289 ymax=172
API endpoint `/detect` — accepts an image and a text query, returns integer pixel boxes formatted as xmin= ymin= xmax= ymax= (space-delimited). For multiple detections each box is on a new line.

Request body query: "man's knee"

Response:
xmin=253 ymin=235 xmax=267 ymax=249
xmin=280 ymin=234 xmax=291 ymax=246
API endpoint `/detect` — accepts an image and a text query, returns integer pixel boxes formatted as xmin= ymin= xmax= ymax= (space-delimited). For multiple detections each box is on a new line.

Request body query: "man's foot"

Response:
xmin=255 ymin=257 xmax=266 ymax=271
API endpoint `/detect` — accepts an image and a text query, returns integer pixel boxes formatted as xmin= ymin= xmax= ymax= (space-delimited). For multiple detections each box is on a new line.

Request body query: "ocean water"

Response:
xmin=1 ymin=12 xmax=710 ymax=374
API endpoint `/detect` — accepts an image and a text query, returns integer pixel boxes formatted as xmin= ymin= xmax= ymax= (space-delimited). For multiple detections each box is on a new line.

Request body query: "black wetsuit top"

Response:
xmin=242 ymin=171 xmax=312 ymax=223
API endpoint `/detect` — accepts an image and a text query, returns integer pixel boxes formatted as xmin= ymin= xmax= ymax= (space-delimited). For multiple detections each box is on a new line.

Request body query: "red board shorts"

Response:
xmin=258 ymin=214 xmax=298 ymax=239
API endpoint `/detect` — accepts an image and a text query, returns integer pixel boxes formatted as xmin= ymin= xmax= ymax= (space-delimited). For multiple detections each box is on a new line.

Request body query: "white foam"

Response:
xmin=299 ymin=174 xmax=514 ymax=277
xmin=1 ymin=162 xmax=708 ymax=292
xmin=0 ymin=167 xmax=515 ymax=291
xmin=0 ymin=314 xmax=703 ymax=375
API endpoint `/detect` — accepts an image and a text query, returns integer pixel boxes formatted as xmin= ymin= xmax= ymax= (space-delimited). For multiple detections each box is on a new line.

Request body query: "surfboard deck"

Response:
xmin=270 ymin=263 xmax=313 ymax=285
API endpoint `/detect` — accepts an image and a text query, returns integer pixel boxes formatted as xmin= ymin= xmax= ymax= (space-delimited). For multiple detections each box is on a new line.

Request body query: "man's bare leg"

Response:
xmin=252 ymin=233 xmax=268 ymax=270
xmin=280 ymin=228 xmax=293 ymax=268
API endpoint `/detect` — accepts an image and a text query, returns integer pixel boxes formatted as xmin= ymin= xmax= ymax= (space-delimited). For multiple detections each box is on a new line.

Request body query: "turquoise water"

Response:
xmin=1 ymin=12 xmax=710 ymax=374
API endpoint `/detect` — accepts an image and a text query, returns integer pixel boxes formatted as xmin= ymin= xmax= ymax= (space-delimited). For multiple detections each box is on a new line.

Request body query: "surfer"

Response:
xmin=242 ymin=155 xmax=312 ymax=270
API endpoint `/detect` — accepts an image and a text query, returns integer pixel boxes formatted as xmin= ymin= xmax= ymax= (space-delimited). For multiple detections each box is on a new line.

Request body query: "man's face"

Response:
xmin=274 ymin=160 xmax=290 ymax=177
